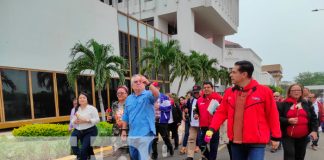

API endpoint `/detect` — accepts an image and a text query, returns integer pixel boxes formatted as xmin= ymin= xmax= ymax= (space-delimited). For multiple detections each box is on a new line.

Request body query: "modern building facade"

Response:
xmin=106 ymin=0 xmax=240 ymax=96
xmin=224 ymin=40 xmax=276 ymax=86
xmin=262 ymin=64 xmax=283 ymax=86
xmin=0 ymin=0 xmax=171 ymax=128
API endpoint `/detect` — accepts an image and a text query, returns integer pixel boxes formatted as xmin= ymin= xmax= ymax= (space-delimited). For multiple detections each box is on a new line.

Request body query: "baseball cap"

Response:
xmin=152 ymin=81 xmax=159 ymax=87
xmin=192 ymin=85 xmax=201 ymax=93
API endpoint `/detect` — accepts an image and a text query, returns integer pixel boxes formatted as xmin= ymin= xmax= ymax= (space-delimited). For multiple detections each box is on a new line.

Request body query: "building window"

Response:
xmin=130 ymin=35 xmax=139 ymax=75
xmin=1 ymin=69 xmax=31 ymax=121
xmin=31 ymin=71 xmax=56 ymax=118
xmin=119 ymin=31 xmax=130 ymax=77
xmin=56 ymin=73 xmax=75 ymax=116
xmin=118 ymin=14 xmax=128 ymax=33
xmin=147 ymin=26 xmax=154 ymax=42
xmin=129 ymin=18 xmax=138 ymax=37
xmin=155 ymin=31 xmax=162 ymax=41
xmin=142 ymin=17 xmax=154 ymax=27
xmin=168 ymin=24 xmax=177 ymax=35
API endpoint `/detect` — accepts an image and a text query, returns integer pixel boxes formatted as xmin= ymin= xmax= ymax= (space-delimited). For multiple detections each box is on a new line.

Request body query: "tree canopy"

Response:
xmin=295 ymin=72 xmax=324 ymax=86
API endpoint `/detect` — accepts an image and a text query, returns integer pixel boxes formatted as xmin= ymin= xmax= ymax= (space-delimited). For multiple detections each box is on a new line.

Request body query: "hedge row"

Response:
xmin=12 ymin=122 xmax=113 ymax=137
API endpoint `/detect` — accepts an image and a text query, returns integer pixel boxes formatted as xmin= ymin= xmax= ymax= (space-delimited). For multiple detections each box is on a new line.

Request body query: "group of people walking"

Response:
xmin=68 ymin=60 xmax=323 ymax=160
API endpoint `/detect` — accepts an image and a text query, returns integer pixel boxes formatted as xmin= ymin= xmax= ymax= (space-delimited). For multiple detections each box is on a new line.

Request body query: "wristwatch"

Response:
xmin=146 ymin=81 xmax=152 ymax=87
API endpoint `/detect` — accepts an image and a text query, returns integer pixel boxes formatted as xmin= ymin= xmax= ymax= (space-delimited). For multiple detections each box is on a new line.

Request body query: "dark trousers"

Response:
xmin=198 ymin=127 xmax=220 ymax=160
xmin=182 ymin=120 xmax=190 ymax=147
xmin=312 ymin=131 xmax=320 ymax=146
xmin=282 ymin=136 xmax=308 ymax=160
xmin=231 ymin=143 xmax=265 ymax=160
xmin=70 ymin=126 xmax=98 ymax=160
xmin=152 ymin=123 xmax=173 ymax=157
xmin=168 ymin=122 xmax=179 ymax=148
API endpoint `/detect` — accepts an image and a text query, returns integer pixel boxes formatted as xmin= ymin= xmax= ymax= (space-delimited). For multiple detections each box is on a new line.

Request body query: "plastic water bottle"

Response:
xmin=162 ymin=144 xmax=168 ymax=157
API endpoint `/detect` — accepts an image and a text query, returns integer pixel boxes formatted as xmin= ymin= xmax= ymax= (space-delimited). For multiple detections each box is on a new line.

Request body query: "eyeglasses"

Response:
xmin=308 ymin=97 xmax=315 ymax=99
xmin=133 ymin=80 xmax=142 ymax=84
xmin=117 ymin=92 xmax=126 ymax=96
xmin=273 ymin=96 xmax=279 ymax=97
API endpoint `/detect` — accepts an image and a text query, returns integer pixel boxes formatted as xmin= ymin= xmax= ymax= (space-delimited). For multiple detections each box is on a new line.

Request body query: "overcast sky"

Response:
xmin=226 ymin=0 xmax=324 ymax=82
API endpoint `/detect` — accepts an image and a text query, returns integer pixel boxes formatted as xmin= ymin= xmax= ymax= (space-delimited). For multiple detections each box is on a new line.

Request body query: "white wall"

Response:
xmin=259 ymin=72 xmax=276 ymax=86
xmin=223 ymin=48 xmax=263 ymax=82
xmin=0 ymin=0 xmax=120 ymax=72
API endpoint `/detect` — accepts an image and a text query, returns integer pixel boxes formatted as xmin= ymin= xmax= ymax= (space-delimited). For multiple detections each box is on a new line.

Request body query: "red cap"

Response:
xmin=170 ymin=98 xmax=174 ymax=105
xmin=152 ymin=82 xmax=159 ymax=87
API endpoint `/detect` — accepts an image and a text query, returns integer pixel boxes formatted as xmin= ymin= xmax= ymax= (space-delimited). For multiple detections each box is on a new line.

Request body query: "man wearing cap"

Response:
xmin=184 ymin=85 xmax=201 ymax=160
xmin=151 ymin=82 xmax=174 ymax=159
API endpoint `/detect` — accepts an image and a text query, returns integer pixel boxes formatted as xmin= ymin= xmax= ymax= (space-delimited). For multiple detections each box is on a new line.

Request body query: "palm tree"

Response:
xmin=190 ymin=50 xmax=219 ymax=84
xmin=140 ymin=38 xmax=180 ymax=91
xmin=218 ymin=68 xmax=231 ymax=87
xmin=66 ymin=39 xmax=126 ymax=121
xmin=170 ymin=52 xmax=200 ymax=95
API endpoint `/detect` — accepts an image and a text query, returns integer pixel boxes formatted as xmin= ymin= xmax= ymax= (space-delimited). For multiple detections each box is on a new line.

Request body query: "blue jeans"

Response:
xmin=182 ymin=121 xmax=190 ymax=147
xmin=128 ymin=132 xmax=154 ymax=160
xmin=231 ymin=143 xmax=265 ymax=160
xmin=199 ymin=127 xmax=220 ymax=160
xmin=70 ymin=126 xmax=98 ymax=160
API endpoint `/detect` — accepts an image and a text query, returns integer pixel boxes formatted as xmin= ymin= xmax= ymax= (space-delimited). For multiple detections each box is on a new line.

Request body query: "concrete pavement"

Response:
xmin=104 ymin=132 xmax=324 ymax=160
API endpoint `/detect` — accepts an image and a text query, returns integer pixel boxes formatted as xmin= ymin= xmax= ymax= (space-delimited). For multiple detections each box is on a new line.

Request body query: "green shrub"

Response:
xmin=12 ymin=124 xmax=70 ymax=136
xmin=12 ymin=122 xmax=113 ymax=137
xmin=96 ymin=121 xmax=113 ymax=136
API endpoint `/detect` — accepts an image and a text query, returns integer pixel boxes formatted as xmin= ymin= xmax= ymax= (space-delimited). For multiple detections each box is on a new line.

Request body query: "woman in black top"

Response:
xmin=278 ymin=84 xmax=318 ymax=160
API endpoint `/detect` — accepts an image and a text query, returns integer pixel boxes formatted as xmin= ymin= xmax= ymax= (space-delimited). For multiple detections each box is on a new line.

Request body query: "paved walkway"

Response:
xmin=103 ymin=132 xmax=324 ymax=160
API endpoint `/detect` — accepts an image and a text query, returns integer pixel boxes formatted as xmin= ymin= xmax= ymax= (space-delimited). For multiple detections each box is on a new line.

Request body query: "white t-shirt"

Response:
xmin=313 ymin=101 xmax=319 ymax=118
xmin=190 ymin=99 xmax=199 ymax=127
xmin=72 ymin=105 xmax=100 ymax=130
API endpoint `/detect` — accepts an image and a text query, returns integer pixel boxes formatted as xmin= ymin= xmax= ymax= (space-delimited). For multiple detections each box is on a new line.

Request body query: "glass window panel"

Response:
xmin=147 ymin=27 xmax=154 ymax=41
xmin=129 ymin=18 xmax=138 ymax=37
xmin=119 ymin=31 xmax=130 ymax=77
xmin=109 ymin=79 xmax=131 ymax=106
xmin=130 ymin=35 xmax=139 ymax=75
xmin=139 ymin=23 xmax=147 ymax=40
xmin=162 ymin=33 xmax=168 ymax=43
xmin=1 ymin=69 xmax=31 ymax=121
xmin=31 ymin=71 xmax=55 ymax=118
xmin=95 ymin=83 xmax=108 ymax=112
xmin=140 ymin=39 xmax=147 ymax=54
xmin=77 ymin=76 xmax=93 ymax=105
xmin=118 ymin=13 xmax=128 ymax=33
xmin=155 ymin=31 xmax=162 ymax=41
xmin=56 ymin=73 xmax=75 ymax=116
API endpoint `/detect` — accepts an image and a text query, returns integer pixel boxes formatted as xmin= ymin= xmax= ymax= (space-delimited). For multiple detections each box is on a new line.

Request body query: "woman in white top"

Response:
xmin=71 ymin=92 xmax=100 ymax=160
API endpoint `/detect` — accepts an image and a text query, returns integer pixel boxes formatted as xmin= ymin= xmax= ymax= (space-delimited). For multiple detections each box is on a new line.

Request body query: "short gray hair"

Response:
xmin=131 ymin=74 xmax=143 ymax=85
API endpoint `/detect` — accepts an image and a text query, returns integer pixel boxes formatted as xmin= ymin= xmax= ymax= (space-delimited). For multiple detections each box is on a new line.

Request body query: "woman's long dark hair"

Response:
xmin=75 ymin=91 xmax=92 ymax=113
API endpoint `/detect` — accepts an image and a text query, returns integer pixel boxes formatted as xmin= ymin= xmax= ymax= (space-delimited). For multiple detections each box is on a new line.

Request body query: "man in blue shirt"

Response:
xmin=121 ymin=74 xmax=159 ymax=160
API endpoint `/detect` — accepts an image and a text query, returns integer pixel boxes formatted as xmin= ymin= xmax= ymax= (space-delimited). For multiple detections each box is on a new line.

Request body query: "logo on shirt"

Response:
xmin=252 ymin=97 xmax=261 ymax=101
